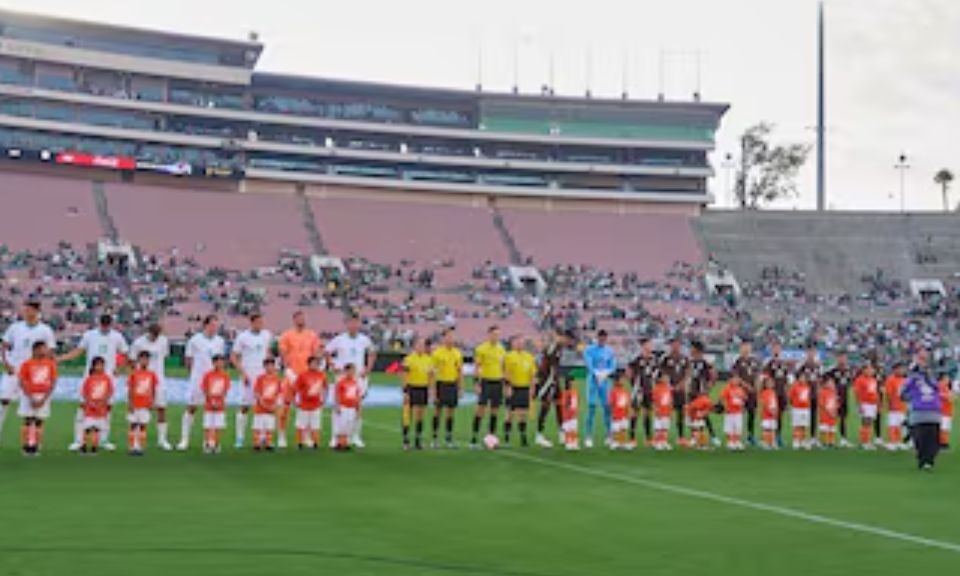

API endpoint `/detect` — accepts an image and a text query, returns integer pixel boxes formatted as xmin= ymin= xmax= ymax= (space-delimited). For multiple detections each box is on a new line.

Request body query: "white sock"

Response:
xmin=180 ymin=412 xmax=193 ymax=446
xmin=157 ymin=421 xmax=168 ymax=444
xmin=0 ymin=403 xmax=7 ymax=442
xmin=73 ymin=407 xmax=85 ymax=445
xmin=353 ymin=416 xmax=363 ymax=441
xmin=101 ymin=415 xmax=112 ymax=445
xmin=236 ymin=412 xmax=247 ymax=445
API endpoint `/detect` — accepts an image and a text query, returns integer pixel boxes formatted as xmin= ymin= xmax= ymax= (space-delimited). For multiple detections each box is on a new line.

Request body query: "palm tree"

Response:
xmin=934 ymin=169 xmax=954 ymax=212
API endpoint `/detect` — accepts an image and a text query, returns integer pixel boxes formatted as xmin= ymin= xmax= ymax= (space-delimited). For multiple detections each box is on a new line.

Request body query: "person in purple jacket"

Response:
xmin=901 ymin=347 xmax=943 ymax=471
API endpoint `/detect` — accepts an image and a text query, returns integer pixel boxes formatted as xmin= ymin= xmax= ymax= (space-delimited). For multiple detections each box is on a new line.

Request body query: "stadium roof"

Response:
xmin=0 ymin=8 xmax=264 ymax=63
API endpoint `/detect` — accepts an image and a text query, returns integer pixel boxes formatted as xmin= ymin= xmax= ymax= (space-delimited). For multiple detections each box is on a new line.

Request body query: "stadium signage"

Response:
xmin=56 ymin=152 xmax=136 ymax=170
xmin=136 ymin=160 xmax=193 ymax=176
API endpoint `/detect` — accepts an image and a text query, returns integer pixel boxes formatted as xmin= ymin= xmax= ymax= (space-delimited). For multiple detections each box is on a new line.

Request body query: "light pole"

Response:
xmin=895 ymin=153 xmax=910 ymax=213
xmin=721 ymin=152 xmax=736 ymax=208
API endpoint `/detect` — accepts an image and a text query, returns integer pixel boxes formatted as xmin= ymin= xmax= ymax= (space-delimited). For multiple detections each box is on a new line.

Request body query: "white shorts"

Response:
xmin=0 ymin=374 xmax=18 ymax=402
xmin=611 ymin=418 xmax=629 ymax=433
xmin=943 ymin=417 xmax=953 ymax=432
xmin=127 ymin=408 xmax=151 ymax=425
xmin=689 ymin=418 xmax=705 ymax=430
xmin=724 ymin=414 xmax=743 ymax=436
xmin=561 ymin=418 xmax=578 ymax=433
xmin=296 ymin=408 xmax=322 ymax=430
xmin=791 ymin=408 xmax=811 ymax=429
xmin=887 ymin=411 xmax=905 ymax=428
xmin=17 ymin=394 xmax=51 ymax=419
xmin=241 ymin=370 xmax=265 ymax=407
xmin=83 ymin=417 xmax=108 ymax=431
xmin=819 ymin=423 xmax=837 ymax=433
xmin=654 ymin=416 xmax=670 ymax=432
xmin=188 ymin=378 xmax=204 ymax=407
xmin=203 ymin=411 xmax=227 ymax=430
xmin=253 ymin=413 xmax=276 ymax=432
xmin=154 ymin=378 xmax=168 ymax=409
xmin=334 ymin=408 xmax=357 ymax=436
xmin=860 ymin=404 xmax=878 ymax=420
xmin=761 ymin=418 xmax=777 ymax=431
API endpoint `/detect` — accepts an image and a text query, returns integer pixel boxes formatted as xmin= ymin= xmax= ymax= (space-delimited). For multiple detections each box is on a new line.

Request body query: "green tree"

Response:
xmin=734 ymin=123 xmax=811 ymax=209
xmin=934 ymin=168 xmax=954 ymax=212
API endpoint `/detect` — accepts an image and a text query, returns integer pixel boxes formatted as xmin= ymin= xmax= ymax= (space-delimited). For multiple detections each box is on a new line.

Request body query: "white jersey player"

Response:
xmin=130 ymin=322 xmax=171 ymax=449
xmin=325 ymin=314 xmax=376 ymax=448
xmin=230 ymin=313 xmax=273 ymax=449
xmin=59 ymin=314 xmax=128 ymax=451
xmin=0 ymin=300 xmax=56 ymax=446
xmin=178 ymin=315 xmax=226 ymax=451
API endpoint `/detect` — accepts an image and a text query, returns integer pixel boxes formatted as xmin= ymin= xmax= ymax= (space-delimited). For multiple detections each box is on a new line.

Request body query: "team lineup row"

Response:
xmin=1 ymin=302 xmax=956 ymax=457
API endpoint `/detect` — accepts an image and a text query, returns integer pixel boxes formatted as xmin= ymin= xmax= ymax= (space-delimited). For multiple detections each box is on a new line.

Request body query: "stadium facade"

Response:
xmin=0 ymin=9 xmax=728 ymax=210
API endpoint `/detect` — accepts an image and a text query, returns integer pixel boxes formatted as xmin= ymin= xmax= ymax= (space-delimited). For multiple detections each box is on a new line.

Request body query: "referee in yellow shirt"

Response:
xmin=471 ymin=325 xmax=507 ymax=448
xmin=504 ymin=336 xmax=538 ymax=447
xmin=430 ymin=328 xmax=463 ymax=448
xmin=402 ymin=337 xmax=434 ymax=450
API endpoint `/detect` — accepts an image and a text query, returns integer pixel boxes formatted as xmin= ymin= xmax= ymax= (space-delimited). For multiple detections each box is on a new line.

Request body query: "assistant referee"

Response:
xmin=471 ymin=326 xmax=506 ymax=448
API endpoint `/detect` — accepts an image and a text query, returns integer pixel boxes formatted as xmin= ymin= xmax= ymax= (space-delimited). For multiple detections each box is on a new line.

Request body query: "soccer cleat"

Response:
xmin=68 ymin=441 xmax=83 ymax=452
xmin=234 ymin=439 xmax=245 ymax=449
xmin=176 ymin=440 xmax=189 ymax=452
xmin=402 ymin=442 xmax=411 ymax=451
xmin=862 ymin=443 xmax=876 ymax=451
xmin=159 ymin=440 xmax=173 ymax=451
xmin=583 ymin=438 xmax=594 ymax=449
xmin=430 ymin=439 xmax=439 ymax=449
xmin=329 ymin=438 xmax=337 ymax=449
xmin=535 ymin=433 xmax=553 ymax=448
xmin=839 ymin=438 xmax=852 ymax=448
xmin=873 ymin=437 xmax=885 ymax=447
xmin=711 ymin=437 xmax=722 ymax=447
xmin=101 ymin=442 xmax=117 ymax=452
xmin=446 ymin=440 xmax=458 ymax=450
xmin=352 ymin=437 xmax=366 ymax=449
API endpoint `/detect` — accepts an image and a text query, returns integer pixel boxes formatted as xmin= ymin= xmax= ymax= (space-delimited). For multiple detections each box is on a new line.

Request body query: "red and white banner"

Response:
xmin=55 ymin=152 xmax=136 ymax=171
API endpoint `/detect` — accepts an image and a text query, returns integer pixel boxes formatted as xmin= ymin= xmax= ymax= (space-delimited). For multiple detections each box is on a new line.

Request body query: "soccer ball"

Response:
xmin=483 ymin=434 xmax=499 ymax=450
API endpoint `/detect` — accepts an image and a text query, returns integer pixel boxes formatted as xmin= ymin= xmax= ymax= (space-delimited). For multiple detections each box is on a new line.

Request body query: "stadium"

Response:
xmin=0 ymin=5 xmax=957 ymax=576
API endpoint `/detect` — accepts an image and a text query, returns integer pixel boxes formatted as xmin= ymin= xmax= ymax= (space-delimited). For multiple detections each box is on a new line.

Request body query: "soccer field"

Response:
xmin=0 ymin=403 xmax=957 ymax=576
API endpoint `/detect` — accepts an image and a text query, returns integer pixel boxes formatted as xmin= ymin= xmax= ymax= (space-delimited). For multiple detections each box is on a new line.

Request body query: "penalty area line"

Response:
xmin=497 ymin=450 xmax=960 ymax=555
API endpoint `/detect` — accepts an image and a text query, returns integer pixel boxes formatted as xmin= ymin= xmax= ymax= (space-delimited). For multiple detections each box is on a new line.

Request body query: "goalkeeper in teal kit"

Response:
xmin=583 ymin=330 xmax=616 ymax=448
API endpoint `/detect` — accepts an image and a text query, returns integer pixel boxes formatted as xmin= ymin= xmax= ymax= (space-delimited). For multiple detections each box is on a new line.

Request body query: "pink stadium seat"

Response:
xmin=105 ymin=183 xmax=310 ymax=270
xmin=501 ymin=209 xmax=703 ymax=277
xmin=0 ymin=172 xmax=100 ymax=250
xmin=312 ymin=197 xmax=509 ymax=287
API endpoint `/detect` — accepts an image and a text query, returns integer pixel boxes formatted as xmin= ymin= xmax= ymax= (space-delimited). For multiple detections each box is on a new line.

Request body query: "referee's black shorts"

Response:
xmin=435 ymin=382 xmax=459 ymax=408
xmin=508 ymin=386 xmax=531 ymax=410
xmin=407 ymin=386 xmax=429 ymax=407
xmin=478 ymin=379 xmax=504 ymax=408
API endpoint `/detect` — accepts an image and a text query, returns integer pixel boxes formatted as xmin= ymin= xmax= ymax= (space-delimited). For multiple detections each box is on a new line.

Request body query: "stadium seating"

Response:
xmin=696 ymin=211 xmax=960 ymax=294
xmin=105 ymin=183 xmax=311 ymax=270
xmin=311 ymin=196 xmax=511 ymax=287
xmin=501 ymin=208 xmax=703 ymax=277
xmin=0 ymin=172 xmax=101 ymax=251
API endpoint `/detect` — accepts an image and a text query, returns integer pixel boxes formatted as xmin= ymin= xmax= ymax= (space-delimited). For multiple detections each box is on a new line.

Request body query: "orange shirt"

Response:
xmin=127 ymin=369 xmax=158 ymax=410
xmin=82 ymin=374 xmax=114 ymax=418
xmin=940 ymin=381 xmax=954 ymax=418
xmin=561 ymin=388 xmax=579 ymax=422
xmin=202 ymin=370 xmax=231 ymax=412
xmin=652 ymin=384 xmax=673 ymax=418
xmin=853 ymin=375 xmax=880 ymax=405
xmin=279 ymin=328 xmax=321 ymax=377
xmin=819 ymin=387 xmax=839 ymax=426
xmin=884 ymin=375 xmax=907 ymax=413
xmin=687 ymin=394 xmax=714 ymax=420
xmin=295 ymin=370 xmax=327 ymax=410
xmin=789 ymin=382 xmax=812 ymax=410
xmin=720 ymin=382 xmax=748 ymax=415
xmin=254 ymin=373 xmax=283 ymax=415
xmin=610 ymin=386 xmax=631 ymax=421
xmin=18 ymin=358 xmax=57 ymax=398
xmin=336 ymin=376 xmax=360 ymax=409
xmin=759 ymin=388 xmax=779 ymax=420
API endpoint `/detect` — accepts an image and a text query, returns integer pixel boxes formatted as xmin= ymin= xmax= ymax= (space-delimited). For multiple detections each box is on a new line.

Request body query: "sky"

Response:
xmin=0 ymin=0 xmax=956 ymax=211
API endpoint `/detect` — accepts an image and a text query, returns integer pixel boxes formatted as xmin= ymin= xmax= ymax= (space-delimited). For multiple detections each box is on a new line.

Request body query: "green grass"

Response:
xmin=0 ymin=398 xmax=957 ymax=575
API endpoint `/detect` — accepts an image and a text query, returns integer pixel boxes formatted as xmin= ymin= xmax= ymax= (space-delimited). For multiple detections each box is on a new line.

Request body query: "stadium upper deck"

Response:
xmin=0 ymin=9 xmax=728 ymax=204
